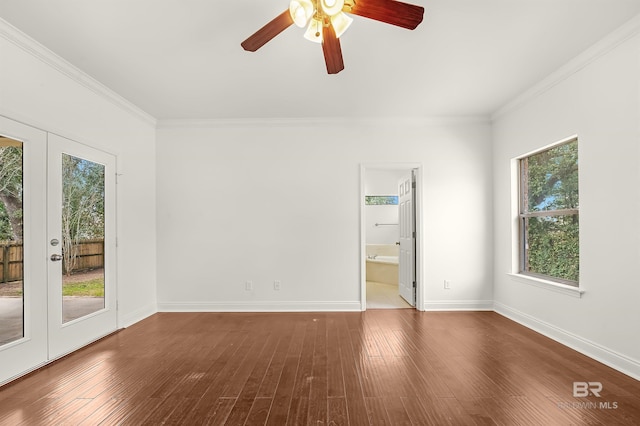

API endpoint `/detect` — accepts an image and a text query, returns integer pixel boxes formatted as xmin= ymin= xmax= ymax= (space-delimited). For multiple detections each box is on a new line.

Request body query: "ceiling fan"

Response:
xmin=241 ymin=0 xmax=424 ymax=74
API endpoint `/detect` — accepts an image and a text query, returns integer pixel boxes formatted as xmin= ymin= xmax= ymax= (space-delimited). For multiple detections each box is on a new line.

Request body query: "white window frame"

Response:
xmin=509 ymin=135 xmax=584 ymax=298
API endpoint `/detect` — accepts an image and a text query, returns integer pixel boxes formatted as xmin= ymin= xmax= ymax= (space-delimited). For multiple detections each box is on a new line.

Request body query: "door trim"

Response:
xmin=360 ymin=163 xmax=424 ymax=311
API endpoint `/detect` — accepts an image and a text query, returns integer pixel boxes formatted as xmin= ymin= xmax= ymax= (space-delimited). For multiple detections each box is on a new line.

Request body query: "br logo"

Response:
xmin=573 ymin=382 xmax=602 ymax=397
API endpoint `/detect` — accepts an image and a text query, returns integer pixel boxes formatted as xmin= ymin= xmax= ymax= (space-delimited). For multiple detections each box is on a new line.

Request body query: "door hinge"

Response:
xmin=412 ymin=231 xmax=416 ymax=238
xmin=412 ymin=181 xmax=416 ymax=189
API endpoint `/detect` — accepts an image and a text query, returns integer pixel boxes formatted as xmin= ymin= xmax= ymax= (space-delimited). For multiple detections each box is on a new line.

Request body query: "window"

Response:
xmin=519 ymin=138 xmax=579 ymax=286
xmin=365 ymin=195 xmax=398 ymax=205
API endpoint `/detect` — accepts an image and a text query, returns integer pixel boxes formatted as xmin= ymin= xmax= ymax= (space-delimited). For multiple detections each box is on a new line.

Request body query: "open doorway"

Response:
xmin=360 ymin=164 xmax=422 ymax=310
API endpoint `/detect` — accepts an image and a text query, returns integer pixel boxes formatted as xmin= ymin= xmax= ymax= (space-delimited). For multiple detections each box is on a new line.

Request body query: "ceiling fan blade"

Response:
xmin=241 ymin=10 xmax=294 ymax=52
xmin=347 ymin=0 xmax=424 ymax=30
xmin=322 ymin=23 xmax=345 ymax=74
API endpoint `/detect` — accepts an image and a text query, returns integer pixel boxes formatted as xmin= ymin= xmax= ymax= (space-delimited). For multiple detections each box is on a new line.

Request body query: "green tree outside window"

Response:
xmin=520 ymin=139 xmax=579 ymax=284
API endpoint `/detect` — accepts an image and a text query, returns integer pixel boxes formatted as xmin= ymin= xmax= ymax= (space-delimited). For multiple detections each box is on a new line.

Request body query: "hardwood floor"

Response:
xmin=1 ymin=311 xmax=639 ymax=425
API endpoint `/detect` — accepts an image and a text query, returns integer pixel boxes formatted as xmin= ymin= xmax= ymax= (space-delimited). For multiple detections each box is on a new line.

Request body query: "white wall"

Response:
xmin=492 ymin=29 xmax=640 ymax=378
xmin=364 ymin=169 xmax=406 ymax=246
xmin=0 ymin=22 xmax=158 ymax=326
xmin=156 ymin=119 xmax=494 ymax=311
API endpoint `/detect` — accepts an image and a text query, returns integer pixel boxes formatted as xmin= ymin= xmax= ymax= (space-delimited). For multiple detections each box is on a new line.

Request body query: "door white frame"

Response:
xmin=0 ymin=116 xmax=48 ymax=385
xmin=0 ymin=116 xmax=119 ymax=385
xmin=360 ymin=163 xmax=424 ymax=311
xmin=47 ymin=133 xmax=118 ymax=359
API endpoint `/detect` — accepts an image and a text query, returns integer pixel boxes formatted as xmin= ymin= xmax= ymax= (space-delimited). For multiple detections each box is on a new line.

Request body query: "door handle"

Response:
xmin=50 ymin=254 xmax=63 ymax=262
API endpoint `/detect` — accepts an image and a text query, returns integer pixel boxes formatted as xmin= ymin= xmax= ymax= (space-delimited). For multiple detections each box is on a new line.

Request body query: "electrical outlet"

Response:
xmin=245 ymin=281 xmax=253 ymax=291
xmin=444 ymin=280 xmax=451 ymax=290
xmin=274 ymin=280 xmax=281 ymax=291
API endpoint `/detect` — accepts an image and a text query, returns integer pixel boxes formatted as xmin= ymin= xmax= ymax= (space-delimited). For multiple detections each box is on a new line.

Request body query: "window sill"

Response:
xmin=507 ymin=273 xmax=584 ymax=298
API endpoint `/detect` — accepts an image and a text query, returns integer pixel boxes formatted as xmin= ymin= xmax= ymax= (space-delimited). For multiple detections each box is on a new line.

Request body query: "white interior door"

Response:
xmin=0 ymin=117 xmax=48 ymax=384
xmin=47 ymin=134 xmax=117 ymax=359
xmin=398 ymin=172 xmax=416 ymax=306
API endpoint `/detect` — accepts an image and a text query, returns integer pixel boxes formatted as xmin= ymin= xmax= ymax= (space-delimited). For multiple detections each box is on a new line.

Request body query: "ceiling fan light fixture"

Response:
xmin=331 ymin=12 xmax=353 ymax=38
xmin=289 ymin=0 xmax=314 ymax=28
xmin=320 ymin=0 xmax=345 ymax=17
xmin=242 ymin=0 xmax=425 ymax=73
xmin=304 ymin=17 xmax=324 ymax=43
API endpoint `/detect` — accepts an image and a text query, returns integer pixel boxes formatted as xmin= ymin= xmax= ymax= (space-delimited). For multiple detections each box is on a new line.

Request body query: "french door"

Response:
xmin=0 ymin=117 xmax=117 ymax=384
xmin=0 ymin=117 xmax=48 ymax=384
xmin=47 ymin=134 xmax=117 ymax=359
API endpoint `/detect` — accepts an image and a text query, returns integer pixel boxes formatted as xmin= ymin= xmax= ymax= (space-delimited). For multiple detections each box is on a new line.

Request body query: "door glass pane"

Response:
xmin=0 ymin=137 xmax=24 ymax=345
xmin=62 ymin=154 xmax=105 ymax=323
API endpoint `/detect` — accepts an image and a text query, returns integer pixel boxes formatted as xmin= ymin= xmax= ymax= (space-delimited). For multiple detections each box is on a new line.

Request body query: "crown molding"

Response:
xmin=0 ymin=18 xmax=157 ymax=127
xmin=492 ymin=13 xmax=640 ymax=121
xmin=157 ymin=115 xmax=490 ymax=129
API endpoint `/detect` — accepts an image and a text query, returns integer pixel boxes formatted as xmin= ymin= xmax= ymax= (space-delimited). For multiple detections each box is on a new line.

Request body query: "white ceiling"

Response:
xmin=1 ymin=0 xmax=639 ymax=120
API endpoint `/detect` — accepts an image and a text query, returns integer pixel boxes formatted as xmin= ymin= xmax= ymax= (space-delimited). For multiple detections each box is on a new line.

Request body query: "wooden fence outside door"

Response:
xmin=0 ymin=238 xmax=104 ymax=283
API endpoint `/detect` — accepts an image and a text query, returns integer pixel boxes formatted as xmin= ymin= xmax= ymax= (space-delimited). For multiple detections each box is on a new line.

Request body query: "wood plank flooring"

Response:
xmin=0 ymin=311 xmax=639 ymax=425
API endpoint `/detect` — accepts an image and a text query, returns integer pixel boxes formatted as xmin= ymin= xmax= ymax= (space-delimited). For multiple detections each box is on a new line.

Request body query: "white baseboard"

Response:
xmin=157 ymin=301 xmax=362 ymax=312
xmin=119 ymin=302 xmax=157 ymax=328
xmin=494 ymin=301 xmax=640 ymax=381
xmin=424 ymin=300 xmax=494 ymax=311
